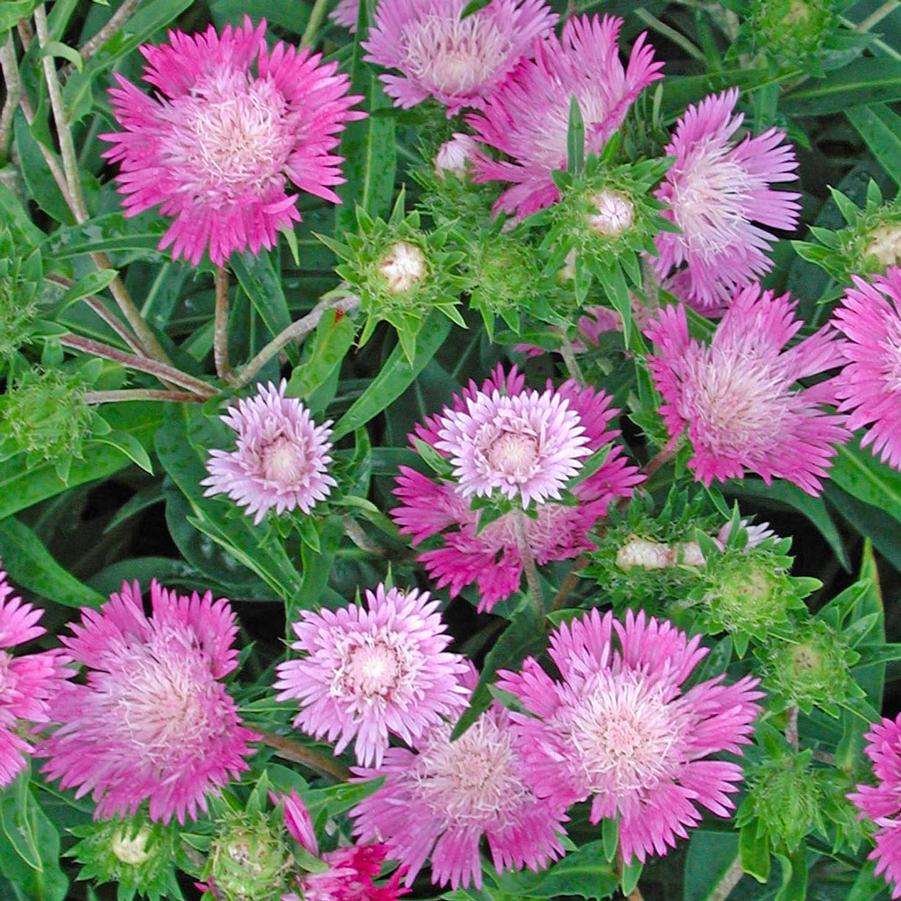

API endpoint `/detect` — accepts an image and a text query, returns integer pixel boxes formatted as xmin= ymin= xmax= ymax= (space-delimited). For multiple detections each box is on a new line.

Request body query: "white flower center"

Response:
xmin=412 ymin=716 xmax=528 ymax=826
xmin=402 ymin=14 xmax=511 ymax=94
xmin=486 ymin=430 xmax=540 ymax=480
xmin=378 ymin=241 xmax=428 ymax=294
xmin=347 ymin=644 xmax=401 ymax=697
xmin=566 ymin=671 xmax=684 ymax=798
xmin=111 ymin=827 xmax=153 ymax=866
xmin=169 ymin=68 xmax=293 ymax=202
xmin=332 ymin=629 xmax=419 ymax=706
xmin=587 ymin=190 xmax=635 ymax=236
xmin=866 ymin=224 xmax=901 ymax=268
xmin=615 ymin=536 xmax=673 ymax=570
xmin=261 ymin=436 xmax=308 ymax=486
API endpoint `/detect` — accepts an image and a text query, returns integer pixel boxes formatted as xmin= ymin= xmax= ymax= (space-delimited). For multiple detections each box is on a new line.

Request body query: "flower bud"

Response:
xmin=434 ymin=133 xmax=478 ymax=180
xmin=616 ymin=536 xmax=672 ymax=570
xmin=378 ymin=241 xmax=429 ymax=295
xmin=208 ymin=814 xmax=292 ymax=901
xmin=586 ymin=190 xmax=635 ymax=236
xmin=865 ymin=222 xmax=901 ymax=269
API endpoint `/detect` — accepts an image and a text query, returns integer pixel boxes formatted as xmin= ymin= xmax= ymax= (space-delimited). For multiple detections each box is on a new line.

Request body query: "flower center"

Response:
xmin=332 ymin=630 xmax=420 ymax=706
xmin=261 ymin=436 xmax=308 ymax=486
xmin=378 ymin=241 xmax=428 ymax=294
xmin=169 ymin=68 xmax=293 ymax=202
xmin=566 ymin=671 xmax=684 ymax=799
xmin=587 ymin=190 xmax=635 ymax=236
xmin=412 ymin=716 xmax=528 ymax=826
xmin=111 ymin=826 xmax=153 ymax=866
xmin=486 ymin=430 xmax=540 ymax=480
xmin=402 ymin=13 xmax=512 ymax=94
xmin=346 ymin=643 xmax=401 ymax=698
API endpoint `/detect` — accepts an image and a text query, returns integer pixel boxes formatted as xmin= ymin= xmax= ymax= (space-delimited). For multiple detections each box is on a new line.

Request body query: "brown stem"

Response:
xmin=0 ymin=34 xmax=20 ymax=162
xmin=60 ymin=334 xmax=217 ymax=397
xmin=550 ymin=554 xmax=588 ymax=612
xmin=514 ymin=510 xmax=544 ymax=615
xmin=255 ymin=728 xmax=350 ymax=782
xmin=213 ymin=265 xmax=234 ymax=382
xmin=84 ymin=389 xmax=204 ymax=404
xmin=235 ymin=294 xmax=359 ymax=388
xmin=645 ymin=444 xmax=676 ymax=479
xmin=16 ymin=20 xmax=32 ymax=52
xmin=811 ymin=749 xmax=835 ymax=765
xmin=708 ymin=857 xmax=744 ymax=901
xmin=72 ymin=0 xmax=140 ymax=68
xmin=559 ymin=334 xmax=585 ymax=385
xmin=786 ymin=706 xmax=799 ymax=751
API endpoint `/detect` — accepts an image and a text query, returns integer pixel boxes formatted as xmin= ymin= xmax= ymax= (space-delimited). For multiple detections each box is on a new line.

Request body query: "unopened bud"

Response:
xmin=865 ymin=222 xmax=901 ymax=268
xmin=434 ymin=134 xmax=478 ymax=180
xmin=586 ymin=190 xmax=635 ymax=236
xmin=616 ymin=536 xmax=672 ymax=570
xmin=378 ymin=241 xmax=429 ymax=294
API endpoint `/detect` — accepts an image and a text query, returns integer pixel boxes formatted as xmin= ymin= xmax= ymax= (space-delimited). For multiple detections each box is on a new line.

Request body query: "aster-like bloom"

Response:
xmin=364 ymin=0 xmax=556 ymax=116
xmin=392 ymin=366 xmax=643 ymax=611
xmin=652 ymin=89 xmax=800 ymax=311
xmin=202 ymin=380 xmax=337 ymax=525
xmin=849 ymin=715 xmax=901 ymax=899
xmin=40 ymin=580 xmax=257 ymax=824
xmin=102 ymin=17 xmax=363 ymax=266
xmin=0 ymin=567 xmax=68 ymax=787
xmin=468 ymin=15 xmax=663 ymax=216
xmin=831 ymin=267 xmax=901 ymax=470
xmin=350 ymin=694 xmax=568 ymax=890
xmin=646 ymin=285 xmax=849 ymax=494
xmin=274 ymin=584 xmax=469 ymax=767
xmin=497 ymin=609 xmax=763 ymax=863
xmin=331 ymin=0 xmax=360 ymax=30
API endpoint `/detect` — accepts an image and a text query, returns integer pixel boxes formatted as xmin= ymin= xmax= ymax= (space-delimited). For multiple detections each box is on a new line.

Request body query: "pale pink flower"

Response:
xmin=40 ymin=580 xmax=257 ymax=824
xmin=202 ymin=380 xmax=337 ymax=525
xmin=646 ymin=286 xmax=849 ymax=495
xmin=331 ymin=0 xmax=360 ymax=31
xmin=392 ymin=367 xmax=643 ymax=612
xmin=652 ymin=89 xmax=800 ymax=311
xmin=0 ymin=567 xmax=68 ymax=787
xmin=497 ymin=609 xmax=763 ymax=863
xmin=468 ymin=15 xmax=663 ymax=216
xmin=434 ymin=133 xmax=480 ymax=179
xmin=849 ymin=715 xmax=901 ymax=898
xmin=274 ymin=584 xmax=469 ymax=767
xmin=363 ymin=0 xmax=556 ymax=116
xmin=101 ymin=17 xmax=363 ymax=266
xmin=831 ymin=267 xmax=901 ymax=470
xmin=350 ymin=693 xmax=568 ymax=890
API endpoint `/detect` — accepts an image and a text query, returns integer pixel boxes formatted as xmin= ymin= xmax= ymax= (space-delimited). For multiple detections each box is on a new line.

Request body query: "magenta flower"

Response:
xmin=831 ymin=267 xmax=901 ymax=470
xmin=350 ymin=696 xmax=568 ymax=890
xmin=849 ymin=715 xmax=901 ymax=898
xmin=363 ymin=0 xmax=556 ymax=116
xmin=101 ymin=17 xmax=363 ymax=266
xmin=40 ymin=580 xmax=257 ymax=824
xmin=468 ymin=15 xmax=663 ymax=216
xmin=274 ymin=583 xmax=469 ymax=767
xmin=652 ymin=89 xmax=800 ymax=311
xmin=391 ymin=367 xmax=643 ymax=612
xmin=202 ymin=380 xmax=337 ymax=525
xmin=646 ymin=285 xmax=849 ymax=495
xmin=497 ymin=609 xmax=763 ymax=863
xmin=0 ymin=567 xmax=68 ymax=788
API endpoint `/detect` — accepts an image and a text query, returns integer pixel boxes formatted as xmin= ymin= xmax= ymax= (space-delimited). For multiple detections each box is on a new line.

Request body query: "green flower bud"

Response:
xmin=67 ymin=817 xmax=181 ymax=901
xmin=745 ymin=0 xmax=837 ymax=66
xmin=0 ymin=224 xmax=43 ymax=360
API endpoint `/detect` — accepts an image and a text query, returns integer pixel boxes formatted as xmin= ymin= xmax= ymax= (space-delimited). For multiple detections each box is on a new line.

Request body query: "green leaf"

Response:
xmin=0 ymin=1 xmax=39 ymax=33
xmin=59 ymin=269 xmax=118 ymax=308
xmin=846 ymin=104 xmax=901 ymax=187
xmin=620 ymin=861 xmax=643 ymax=897
xmin=830 ymin=441 xmax=901 ymax=525
xmin=684 ymin=832 xmax=742 ymax=901
xmin=0 ymin=517 xmax=105 ymax=607
xmin=774 ymin=850 xmax=808 ymax=901
xmin=13 ymin=112 xmax=73 ymax=226
xmin=497 ymin=841 xmax=617 ymax=899
xmin=783 ymin=59 xmax=901 ymax=115
xmin=566 ymin=95 xmax=585 ymax=175
xmin=42 ymin=40 xmax=82 ymax=72
xmin=44 ymin=212 xmax=166 ymax=258
xmin=93 ymin=428 xmax=154 ymax=474
xmin=332 ymin=313 xmax=452 ymax=440
xmin=739 ymin=823 xmax=771 ymax=884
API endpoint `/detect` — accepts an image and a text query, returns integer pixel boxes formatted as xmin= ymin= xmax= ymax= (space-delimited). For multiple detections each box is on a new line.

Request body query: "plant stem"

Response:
xmin=559 ymin=334 xmax=585 ymax=385
xmin=708 ymin=857 xmax=744 ymax=901
xmin=74 ymin=0 xmax=140 ymax=67
xmin=514 ymin=511 xmax=544 ymax=615
xmin=0 ymin=34 xmax=20 ymax=163
xmin=301 ymin=0 xmax=331 ymax=47
xmin=17 ymin=94 xmax=75 ymax=210
xmin=84 ymin=389 xmax=204 ymax=404
xmin=235 ymin=294 xmax=359 ymax=388
xmin=60 ymin=334 xmax=217 ymax=397
xmin=550 ymin=554 xmax=588 ymax=612
xmin=213 ymin=265 xmax=233 ymax=382
xmin=255 ymin=728 xmax=350 ymax=782
xmin=16 ymin=20 xmax=32 ymax=51
xmin=645 ymin=444 xmax=676 ymax=479
xmin=786 ymin=706 xmax=799 ymax=751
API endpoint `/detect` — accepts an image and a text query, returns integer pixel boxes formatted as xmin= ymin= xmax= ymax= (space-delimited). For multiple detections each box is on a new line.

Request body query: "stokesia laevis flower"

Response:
xmin=363 ymin=0 xmax=556 ymax=116
xmin=831 ymin=266 xmax=901 ymax=470
xmin=350 ymin=686 xmax=568 ymax=890
xmin=497 ymin=609 xmax=763 ymax=863
xmin=392 ymin=366 xmax=643 ymax=612
xmin=39 ymin=580 xmax=257 ymax=824
xmin=101 ymin=17 xmax=364 ymax=266
xmin=645 ymin=285 xmax=849 ymax=495
xmin=849 ymin=715 xmax=901 ymax=899
xmin=274 ymin=583 xmax=469 ymax=767
xmin=468 ymin=15 xmax=663 ymax=216
xmin=652 ymin=89 xmax=800 ymax=311
xmin=202 ymin=379 xmax=337 ymax=525
xmin=0 ymin=566 xmax=68 ymax=787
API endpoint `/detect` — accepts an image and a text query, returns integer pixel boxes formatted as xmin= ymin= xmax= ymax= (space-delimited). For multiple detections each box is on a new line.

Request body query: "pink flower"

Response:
xmin=0 ymin=567 xmax=68 ymax=788
xmin=331 ymin=0 xmax=360 ymax=30
xmin=40 ymin=580 xmax=257 ymax=824
xmin=202 ymin=380 xmax=337 ymax=525
xmin=646 ymin=286 xmax=849 ymax=495
xmin=274 ymin=584 xmax=469 ymax=767
xmin=849 ymin=715 xmax=901 ymax=898
xmin=363 ymin=0 xmax=556 ymax=116
xmin=831 ymin=267 xmax=901 ymax=470
xmin=391 ymin=367 xmax=643 ymax=612
xmin=468 ymin=15 xmax=663 ymax=216
xmin=497 ymin=609 xmax=763 ymax=863
xmin=434 ymin=133 xmax=480 ymax=180
xmin=514 ymin=305 xmax=623 ymax=357
xmin=101 ymin=17 xmax=363 ymax=266
xmin=350 ymin=695 xmax=568 ymax=890
xmin=652 ymin=89 xmax=800 ymax=311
